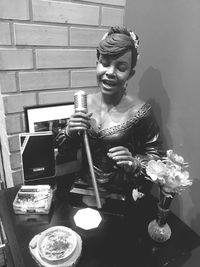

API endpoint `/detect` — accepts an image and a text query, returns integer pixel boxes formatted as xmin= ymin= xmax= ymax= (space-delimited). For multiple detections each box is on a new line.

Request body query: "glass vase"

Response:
xmin=148 ymin=186 xmax=175 ymax=243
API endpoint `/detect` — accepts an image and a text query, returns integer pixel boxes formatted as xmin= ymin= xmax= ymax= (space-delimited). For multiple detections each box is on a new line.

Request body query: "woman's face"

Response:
xmin=96 ymin=50 xmax=134 ymax=97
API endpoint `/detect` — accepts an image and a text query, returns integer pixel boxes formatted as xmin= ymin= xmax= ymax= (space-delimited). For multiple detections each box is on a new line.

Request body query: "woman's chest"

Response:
xmin=89 ymin=112 xmax=137 ymax=146
xmin=90 ymin=107 xmax=132 ymax=132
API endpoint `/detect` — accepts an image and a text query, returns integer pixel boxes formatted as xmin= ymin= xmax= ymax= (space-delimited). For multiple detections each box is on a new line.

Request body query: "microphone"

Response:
xmin=74 ymin=91 xmax=102 ymax=209
xmin=74 ymin=90 xmax=87 ymax=113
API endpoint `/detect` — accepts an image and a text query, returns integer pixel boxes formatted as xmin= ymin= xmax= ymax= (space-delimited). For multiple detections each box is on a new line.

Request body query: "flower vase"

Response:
xmin=148 ymin=187 xmax=175 ymax=243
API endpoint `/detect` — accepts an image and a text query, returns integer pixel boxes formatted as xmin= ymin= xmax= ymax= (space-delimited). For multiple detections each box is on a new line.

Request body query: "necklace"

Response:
xmin=98 ymin=110 xmax=107 ymax=129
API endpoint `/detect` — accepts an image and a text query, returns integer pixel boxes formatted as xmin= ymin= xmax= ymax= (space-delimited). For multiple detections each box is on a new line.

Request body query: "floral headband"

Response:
xmin=129 ymin=31 xmax=139 ymax=50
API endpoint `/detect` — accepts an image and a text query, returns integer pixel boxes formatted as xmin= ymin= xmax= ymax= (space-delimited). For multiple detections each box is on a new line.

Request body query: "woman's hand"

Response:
xmin=107 ymin=146 xmax=138 ymax=173
xmin=66 ymin=112 xmax=92 ymax=137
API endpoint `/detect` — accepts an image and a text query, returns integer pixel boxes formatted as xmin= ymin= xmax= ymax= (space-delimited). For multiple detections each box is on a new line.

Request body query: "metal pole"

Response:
xmin=83 ymin=131 xmax=102 ymax=209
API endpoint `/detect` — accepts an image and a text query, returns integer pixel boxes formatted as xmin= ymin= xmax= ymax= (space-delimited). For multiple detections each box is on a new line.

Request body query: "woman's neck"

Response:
xmin=101 ymin=92 xmax=124 ymax=109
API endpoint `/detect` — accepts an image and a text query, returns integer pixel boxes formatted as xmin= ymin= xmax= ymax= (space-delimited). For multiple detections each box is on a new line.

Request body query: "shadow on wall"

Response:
xmin=138 ymin=67 xmax=182 ymax=218
xmin=138 ymin=66 xmax=172 ymax=151
xmin=188 ymin=178 xmax=200 ymax=234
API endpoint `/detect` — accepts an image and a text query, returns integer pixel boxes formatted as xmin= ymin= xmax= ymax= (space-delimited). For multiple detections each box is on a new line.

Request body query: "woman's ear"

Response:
xmin=128 ymin=69 xmax=135 ymax=80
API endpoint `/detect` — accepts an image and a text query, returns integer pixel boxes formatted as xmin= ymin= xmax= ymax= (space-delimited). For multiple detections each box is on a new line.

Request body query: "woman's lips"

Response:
xmin=102 ymin=79 xmax=116 ymax=87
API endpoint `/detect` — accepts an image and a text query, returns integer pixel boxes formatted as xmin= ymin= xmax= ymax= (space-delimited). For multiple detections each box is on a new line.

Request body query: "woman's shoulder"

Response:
xmin=126 ymin=96 xmax=151 ymax=117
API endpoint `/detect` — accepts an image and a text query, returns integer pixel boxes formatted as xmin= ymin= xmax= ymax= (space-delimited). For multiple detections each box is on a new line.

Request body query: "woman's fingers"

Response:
xmin=107 ymin=146 xmax=131 ymax=158
xmin=116 ymin=161 xmax=132 ymax=167
xmin=107 ymin=146 xmax=135 ymax=172
xmin=71 ymin=112 xmax=92 ymax=119
xmin=68 ymin=113 xmax=91 ymax=128
xmin=69 ymin=119 xmax=90 ymax=127
xmin=108 ymin=146 xmax=127 ymax=152
xmin=66 ymin=112 xmax=92 ymax=135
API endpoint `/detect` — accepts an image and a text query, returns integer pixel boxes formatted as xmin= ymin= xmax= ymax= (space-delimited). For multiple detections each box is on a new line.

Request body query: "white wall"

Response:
xmin=125 ymin=0 xmax=200 ymax=235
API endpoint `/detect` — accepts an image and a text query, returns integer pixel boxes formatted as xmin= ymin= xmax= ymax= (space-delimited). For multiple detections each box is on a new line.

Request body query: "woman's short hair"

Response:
xmin=97 ymin=26 xmax=139 ymax=69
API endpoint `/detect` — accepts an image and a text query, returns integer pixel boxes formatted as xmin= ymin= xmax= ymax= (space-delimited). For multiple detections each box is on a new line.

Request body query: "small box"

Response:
xmin=13 ymin=185 xmax=53 ymax=214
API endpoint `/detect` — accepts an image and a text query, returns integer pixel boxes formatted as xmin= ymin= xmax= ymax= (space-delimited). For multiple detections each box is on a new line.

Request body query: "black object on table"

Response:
xmin=0 ymin=183 xmax=200 ymax=267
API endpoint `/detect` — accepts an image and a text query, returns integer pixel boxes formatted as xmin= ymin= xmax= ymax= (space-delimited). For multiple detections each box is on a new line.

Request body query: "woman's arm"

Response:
xmin=133 ymin=105 xmax=164 ymax=175
xmin=107 ymin=104 xmax=163 ymax=175
xmin=54 ymin=111 xmax=92 ymax=164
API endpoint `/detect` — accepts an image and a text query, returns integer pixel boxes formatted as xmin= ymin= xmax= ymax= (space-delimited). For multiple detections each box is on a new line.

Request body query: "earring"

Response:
xmin=124 ymin=81 xmax=128 ymax=95
xmin=124 ymin=81 xmax=128 ymax=89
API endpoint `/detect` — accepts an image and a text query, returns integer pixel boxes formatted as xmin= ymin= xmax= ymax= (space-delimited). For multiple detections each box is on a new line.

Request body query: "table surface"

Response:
xmin=0 ymin=185 xmax=200 ymax=267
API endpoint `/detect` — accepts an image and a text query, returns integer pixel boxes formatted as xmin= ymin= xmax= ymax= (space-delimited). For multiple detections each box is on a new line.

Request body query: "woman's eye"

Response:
xmin=118 ymin=64 xmax=128 ymax=72
xmin=100 ymin=59 xmax=109 ymax=67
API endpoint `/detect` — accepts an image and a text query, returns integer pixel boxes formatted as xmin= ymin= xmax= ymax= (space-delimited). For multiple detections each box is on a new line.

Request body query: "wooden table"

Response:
xmin=0 ymin=185 xmax=200 ymax=267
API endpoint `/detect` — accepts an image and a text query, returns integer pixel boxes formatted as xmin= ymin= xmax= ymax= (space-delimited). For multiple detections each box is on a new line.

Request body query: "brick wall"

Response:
xmin=0 ymin=0 xmax=126 ymax=187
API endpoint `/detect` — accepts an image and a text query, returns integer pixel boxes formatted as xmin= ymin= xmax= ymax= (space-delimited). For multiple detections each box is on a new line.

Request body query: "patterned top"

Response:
xmin=56 ymin=103 xmax=163 ymax=197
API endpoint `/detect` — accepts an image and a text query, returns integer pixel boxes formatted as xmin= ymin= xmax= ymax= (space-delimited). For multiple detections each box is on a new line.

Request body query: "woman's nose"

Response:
xmin=106 ymin=65 xmax=115 ymax=77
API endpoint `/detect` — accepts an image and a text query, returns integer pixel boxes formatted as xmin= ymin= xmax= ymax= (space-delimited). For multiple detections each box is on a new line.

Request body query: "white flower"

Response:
xmin=129 ymin=31 xmax=139 ymax=49
xmin=146 ymin=150 xmax=192 ymax=194
xmin=146 ymin=159 xmax=167 ymax=183
xmin=166 ymin=149 xmax=188 ymax=167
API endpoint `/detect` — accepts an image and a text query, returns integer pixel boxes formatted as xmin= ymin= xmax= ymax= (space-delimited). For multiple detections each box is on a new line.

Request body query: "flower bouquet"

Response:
xmin=146 ymin=150 xmax=192 ymax=242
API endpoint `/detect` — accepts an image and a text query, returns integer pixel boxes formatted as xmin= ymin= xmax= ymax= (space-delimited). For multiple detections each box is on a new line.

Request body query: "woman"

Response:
xmin=56 ymin=26 xmax=163 ymax=201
